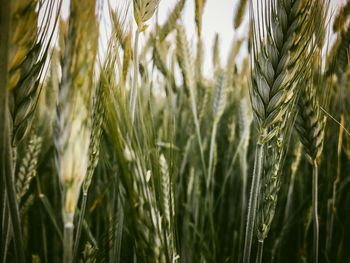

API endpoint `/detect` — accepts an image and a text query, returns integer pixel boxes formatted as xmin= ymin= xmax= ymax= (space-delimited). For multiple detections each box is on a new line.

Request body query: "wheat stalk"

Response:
xmin=237 ymin=97 xmax=252 ymax=262
xmin=0 ymin=0 xmax=26 ymax=261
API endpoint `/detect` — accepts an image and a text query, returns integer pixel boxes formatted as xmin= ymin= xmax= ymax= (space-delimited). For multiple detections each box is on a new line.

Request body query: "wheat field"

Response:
xmin=1 ymin=0 xmax=350 ymax=262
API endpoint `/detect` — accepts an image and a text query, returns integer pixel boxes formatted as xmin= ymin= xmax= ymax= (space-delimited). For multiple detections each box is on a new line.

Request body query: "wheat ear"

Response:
xmin=54 ymin=0 xmax=98 ymax=261
xmin=16 ymin=134 xmax=42 ymax=201
xmin=159 ymin=0 xmax=186 ymax=41
xmin=245 ymin=1 xmax=321 ymax=262
xmin=208 ymin=72 xmax=226 ymax=187
xmin=255 ymin=115 xmax=291 ymax=259
xmin=9 ymin=0 xmax=60 ymax=146
xmin=295 ymin=80 xmax=326 ymax=263
xmin=234 ymin=0 xmax=248 ymax=29
xmin=74 ymin=66 xmax=108 ymax=261
xmin=195 ymin=0 xmax=207 ymax=37
xmin=176 ymin=24 xmax=207 ymax=176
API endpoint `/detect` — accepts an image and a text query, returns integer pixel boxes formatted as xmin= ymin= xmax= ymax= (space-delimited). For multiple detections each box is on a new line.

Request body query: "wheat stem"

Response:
xmin=130 ymin=30 xmax=140 ymax=123
xmin=326 ymin=115 xmax=344 ymax=257
xmin=0 ymin=1 xmax=25 ymax=261
xmin=2 ymin=200 xmax=11 ymax=263
xmin=73 ymin=192 xmax=88 ymax=261
xmin=191 ymin=92 xmax=207 ymax=177
xmin=255 ymin=240 xmax=264 ymax=263
xmin=243 ymin=134 xmax=265 ymax=263
xmin=207 ymin=122 xmax=217 ymax=188
xmin=63 ymin=216 xmax=74 ymax=263
xmin=312 ymin=160 xmax=319 ymax=263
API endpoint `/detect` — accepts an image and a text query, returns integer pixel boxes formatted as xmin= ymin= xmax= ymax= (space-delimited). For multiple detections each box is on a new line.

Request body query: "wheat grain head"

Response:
xmin=55 ymin=0 xmax=98 ymax=217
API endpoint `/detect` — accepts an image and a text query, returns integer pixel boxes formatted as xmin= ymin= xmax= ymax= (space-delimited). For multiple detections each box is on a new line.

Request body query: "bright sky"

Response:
xmin=157 ymin=0 xmax=248 ymax=74
xmin=60 ymin=0 xmax=248 ymax=74
xmin=60 ymin=0 xmax=343 ymax=75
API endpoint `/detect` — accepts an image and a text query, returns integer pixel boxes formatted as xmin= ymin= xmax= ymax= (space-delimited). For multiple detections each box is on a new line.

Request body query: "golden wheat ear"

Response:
xmin=133 ymin=0 xmax=160 ymax=31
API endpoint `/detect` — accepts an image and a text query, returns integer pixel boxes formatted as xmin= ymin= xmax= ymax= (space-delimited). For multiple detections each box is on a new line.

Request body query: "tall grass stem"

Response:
xmin=243 ymin=135 xmax=265 ymax=263
xmin=130 ymin=30 xmax=140 ymax=123
xmin=207 ymin=122 xmax=218 ymax=187
xmin=0 ymin=1 xmax=25 ymax=261
xmin=63 ymin=218 xmax=74 ymax=263
xmin=73 ymin=192 xmax=88 ymax=261
xmin=312 ymin=161 xmax=319 ymax=263
xmin=256 ymin=240 xmax=264 ymax=263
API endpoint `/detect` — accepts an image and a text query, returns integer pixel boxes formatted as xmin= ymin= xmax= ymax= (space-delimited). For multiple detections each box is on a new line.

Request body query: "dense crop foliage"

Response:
xmin=1 ymin=0 xmax=350 ymax=262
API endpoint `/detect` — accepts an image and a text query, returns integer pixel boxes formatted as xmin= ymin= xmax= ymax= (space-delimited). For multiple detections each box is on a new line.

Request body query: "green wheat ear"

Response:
xmin=8 ymin=0 xmax=60 ymax=146
xmin=245 ymin=0 xmax=324 ymax=262
xmin=159 ymin=0 xmax=186 ymax=41
xmin=133 ymin=0 xmax=160 ymax=31
xmin=195 ymin=0 xmax=207 ymax=37
xmin=16 ymin=133 xmax=42 ymax=201
xmin=234 ymin=0 xmax=248 ymax=29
